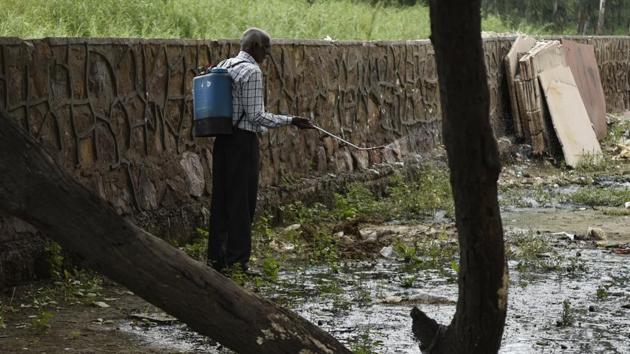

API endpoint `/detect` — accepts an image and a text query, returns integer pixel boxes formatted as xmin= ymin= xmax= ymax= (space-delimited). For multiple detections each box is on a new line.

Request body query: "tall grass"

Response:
xmin=0 ymin=0 xmax=548 ymax=40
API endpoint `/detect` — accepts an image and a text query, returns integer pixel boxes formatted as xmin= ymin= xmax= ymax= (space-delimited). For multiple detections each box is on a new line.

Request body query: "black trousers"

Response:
xmin=207 ymin=129 xmax=259 ymax=270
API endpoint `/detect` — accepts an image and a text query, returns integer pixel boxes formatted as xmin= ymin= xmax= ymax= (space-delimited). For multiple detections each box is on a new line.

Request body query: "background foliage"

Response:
xmin=0 ymin=0 xmax=554 ymax=40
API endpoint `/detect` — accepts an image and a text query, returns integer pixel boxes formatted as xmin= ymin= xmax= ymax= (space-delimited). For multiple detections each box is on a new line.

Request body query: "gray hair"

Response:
xmin=240 ymin=28 xmax=271 ymax=52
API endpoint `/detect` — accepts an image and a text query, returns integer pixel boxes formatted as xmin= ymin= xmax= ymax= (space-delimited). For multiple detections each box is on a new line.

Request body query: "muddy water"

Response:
xmin=121 ymin=227 xmax=629 ymax=353
xmin=120 ymin=182 xmax=630 ymax=353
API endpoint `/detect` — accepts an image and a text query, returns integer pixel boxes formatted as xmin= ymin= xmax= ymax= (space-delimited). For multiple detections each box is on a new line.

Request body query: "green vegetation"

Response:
xmin=45 ymin=241 xmax=65 ymax=280
xmin=351 ymin=325 xmax=380 ymax=354
xmin=0 ymin=304 xmax=5 ymax=329
xmin=556 ymin=299 xmax=575 ymax=327
xmin=393 ymin=233 xmax=458 ymax=275
xmin=179 ymin=228 xmax=209 ymax=262
xmin=281 ymin=164 xmax=453 ymax=226
xmin=596 ymin=284 xmax=610 ymax=300
xmin=30 ymin=310 xmax=54 ymax=333
xmin=567 ymin=186 xmax=630 ymax=207
xmin=483 ymin=0 xmax=630 ymax=35
xmin=508 ymin=232 xmax=562 ymax=273
xmin=1 ymin=0 xmax=543 ymax=40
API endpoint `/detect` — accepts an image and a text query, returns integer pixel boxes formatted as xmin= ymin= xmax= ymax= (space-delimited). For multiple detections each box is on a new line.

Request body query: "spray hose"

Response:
xmin=311 ymin=124 xmax=391 ymax=151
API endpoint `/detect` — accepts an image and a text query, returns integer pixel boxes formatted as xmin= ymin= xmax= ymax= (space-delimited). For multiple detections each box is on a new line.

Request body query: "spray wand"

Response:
xmin=310 ymin=124 xmax=391 ymax=151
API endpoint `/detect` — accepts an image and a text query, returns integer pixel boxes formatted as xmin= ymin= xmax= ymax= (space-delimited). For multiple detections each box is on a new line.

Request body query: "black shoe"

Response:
xmin=243 ymin=268 xmax=262 ymax=277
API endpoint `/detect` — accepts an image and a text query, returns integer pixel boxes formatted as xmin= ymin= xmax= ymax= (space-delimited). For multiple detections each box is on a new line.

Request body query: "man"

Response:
xmin=207 ymin=28 xmax=313 ymax=273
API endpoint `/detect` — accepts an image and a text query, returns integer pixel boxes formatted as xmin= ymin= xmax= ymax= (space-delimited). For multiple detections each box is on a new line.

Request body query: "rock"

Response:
xmin=379 ymin=246 xmax=394 ymax=258
xmin=138 ymin=176 xmax=158 ymax=210
xmin=587 ymin=227 xmax=607 ymax=241
xmin=552 ymin=232 xmax=576 ymax=241
xmin=365 ymin=232 xmax=378 ymax=243
xmin=351 ymin=150 xmax=369 ymax=170
xmin=284 ymin=224 xmax=301 ymax=232
xmin=316 ymin=146 xmax=327 ymax=172
xmin=622 ymin=304 xmax=630 ymax=309
xmin=333 ymin=231 xmax=344 ymax=238
xmin=339 ymin=235 xmax=354 ymax=246
xmin=624 ymin=201 xmax=630 ymax=209
xmin=179 ymin=152 xmax=205 ymax=197
xmin=588 ymin=305 xmax=596 ymax=312
xmin=496 ymin=136 xmax=513 ymax=161
xmin=129 ymin=312 xmax=177 ymax=324
xmin=93 ymin=301 xmax=110 ymax=308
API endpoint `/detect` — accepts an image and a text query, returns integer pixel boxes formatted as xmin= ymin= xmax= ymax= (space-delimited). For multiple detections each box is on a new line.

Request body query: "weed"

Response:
xmin=262 ymin=255 xmax=280 ymax=280
xmin=312 ymin=230 xmax=340 ymax=271
xmin=351 ymin=326 xmax=381 ymax=354
xmin=333 ymin=192 xmax=360 ymax=220
xmin=575 ymin=153 xmax=610 ymax=172
xmin=450 ymin=260 xmax=460 ymax=274
xmin=180 ymin=227 xmax=208 ymax=262
xmin=596 ymin=285 xmax=610 ymax=300
xmin=388 ymin=167 xmax=454 ymax=219
xmin=46 ymin=241 xmax=64 ymax=280
xmin=510 ymin=232 xmax=562 ymax=272
xmin=316 ymin=277 xmax=343 ymax=296
xmin=30 ymin=310 xmax=54 ymax=334
xmin=356 ymin=286 xmax=372 ymax=306
xmin=556 ymin=299 xmax=574 ymax=327
xmin=401 ymin=276 xmax=415 ymax=288
xmin=225 ymin=264 xmax=247 ymax=286
xmin=564 ymin=255 xmax=587 ymax=275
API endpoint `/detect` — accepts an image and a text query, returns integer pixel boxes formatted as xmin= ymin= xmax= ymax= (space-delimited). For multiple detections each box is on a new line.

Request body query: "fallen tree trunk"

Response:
xmin=411 ymin=1 xmax=508 ymax=353
xmin=0 ymin=110 xmax=350 ymax=354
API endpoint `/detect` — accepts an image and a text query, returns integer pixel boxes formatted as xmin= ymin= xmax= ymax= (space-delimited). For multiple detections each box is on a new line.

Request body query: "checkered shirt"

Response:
xmin=217 ymin=51 xmax=292 ymax=133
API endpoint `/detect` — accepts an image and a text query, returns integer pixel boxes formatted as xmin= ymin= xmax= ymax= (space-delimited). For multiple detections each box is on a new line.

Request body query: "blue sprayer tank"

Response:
xmin=192 ymin=67 xmax=233 ymax=137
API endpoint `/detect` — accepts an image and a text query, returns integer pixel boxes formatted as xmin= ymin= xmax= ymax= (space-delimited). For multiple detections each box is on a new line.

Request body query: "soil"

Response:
xmin=0 ymin=284 xmax=184 ymax=353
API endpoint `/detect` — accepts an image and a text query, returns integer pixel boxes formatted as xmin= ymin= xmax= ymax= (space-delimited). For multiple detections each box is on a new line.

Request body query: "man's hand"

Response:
xmin=291 ymin=116 xmax=315 ymax=129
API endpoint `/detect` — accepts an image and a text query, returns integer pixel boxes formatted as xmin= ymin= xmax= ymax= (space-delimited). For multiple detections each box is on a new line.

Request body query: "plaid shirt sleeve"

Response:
xmin=241 ymin=70 xmax=292 ymax=129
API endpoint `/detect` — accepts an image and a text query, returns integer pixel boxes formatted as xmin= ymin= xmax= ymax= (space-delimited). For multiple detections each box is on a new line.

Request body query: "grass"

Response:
xmin=566 ymin=186 xmax=630 ymax=207
xmin=0 ymin=0 xmax=550 ymax=40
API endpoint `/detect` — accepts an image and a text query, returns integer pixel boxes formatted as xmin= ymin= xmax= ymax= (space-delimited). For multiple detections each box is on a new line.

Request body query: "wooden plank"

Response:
xmin=517 ymin=41 xmax=566 ymax=154
xmin=561 ymin=39 xmax=608 ymax=140
xmin=504 ymin=36 xmax=536 ymax=138
xmin=538 ymin=66 xmax=602 ymax=167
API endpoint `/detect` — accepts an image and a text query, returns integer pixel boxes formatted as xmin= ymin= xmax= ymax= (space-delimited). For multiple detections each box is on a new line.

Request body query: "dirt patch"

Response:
xmin=0 ymin=282 xmax=197 ymax=354
xmin=504 ymin=208 xmax=630 ymax=243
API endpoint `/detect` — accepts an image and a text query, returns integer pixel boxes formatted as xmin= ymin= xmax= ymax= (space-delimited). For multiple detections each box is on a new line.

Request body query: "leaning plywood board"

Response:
xmin=538 ymin=66 xmax=602 ymax=168
xmin=561 ymin=39 xmax=607 ymax=140
xmin=504 ymin=35 xmax=536 ymax=138
xmin=517 ymin=41 xmax=566 ymax=154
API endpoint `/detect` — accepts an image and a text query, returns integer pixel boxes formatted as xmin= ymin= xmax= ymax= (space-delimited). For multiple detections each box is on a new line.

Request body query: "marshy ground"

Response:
xmin=1 ymin=117 xmax=629 ymax=353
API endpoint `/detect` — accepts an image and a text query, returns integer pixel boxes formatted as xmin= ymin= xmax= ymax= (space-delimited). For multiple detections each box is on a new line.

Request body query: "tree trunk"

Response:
xmin=597 ymin=0 xmax=607 ymax=34
xmin=411 ymin=1 xmax=508 ymax=353
xmin=0 ymin=110 xmax=351 ymax=354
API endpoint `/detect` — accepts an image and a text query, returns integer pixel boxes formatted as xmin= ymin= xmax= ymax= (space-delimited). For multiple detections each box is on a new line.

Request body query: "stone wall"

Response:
xmin=1 ymin=36 xmax=629 ymax=287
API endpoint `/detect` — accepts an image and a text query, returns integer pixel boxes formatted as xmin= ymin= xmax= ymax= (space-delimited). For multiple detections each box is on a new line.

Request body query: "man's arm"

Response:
xmin=241 ymin=70 xmax=292 ymax=128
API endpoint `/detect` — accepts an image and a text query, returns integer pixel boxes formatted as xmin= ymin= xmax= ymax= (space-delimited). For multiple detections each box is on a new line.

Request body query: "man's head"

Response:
xmin=240 ymin=28 xmax=271 ymax=64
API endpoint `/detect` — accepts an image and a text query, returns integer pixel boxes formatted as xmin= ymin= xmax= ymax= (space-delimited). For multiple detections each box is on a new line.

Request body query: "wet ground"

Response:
xmin=1 ymin=119 xmax=629 ymax=353
xmin=2 ymin=177 xmax=628 ymax=353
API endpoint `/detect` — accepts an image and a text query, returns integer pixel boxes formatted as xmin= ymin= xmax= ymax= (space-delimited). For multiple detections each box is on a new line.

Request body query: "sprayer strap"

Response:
xmin=216 ymin=59 xmax=251 ymax=130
